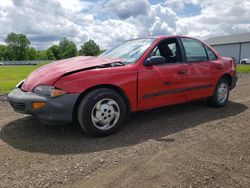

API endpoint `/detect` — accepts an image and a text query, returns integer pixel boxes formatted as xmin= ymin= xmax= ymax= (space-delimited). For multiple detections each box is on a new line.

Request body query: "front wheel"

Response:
xmin=77 ymin=88 xmax=127 ymax=137
xmin=207 ymin=78 xmax=229 ymax=107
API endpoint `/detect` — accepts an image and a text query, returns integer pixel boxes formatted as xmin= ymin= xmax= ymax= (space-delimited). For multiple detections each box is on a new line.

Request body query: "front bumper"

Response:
xmin=7 ymin=88 xmax=79 ymax=125
xmin=230 ymin=75 xmax=238 ymax=90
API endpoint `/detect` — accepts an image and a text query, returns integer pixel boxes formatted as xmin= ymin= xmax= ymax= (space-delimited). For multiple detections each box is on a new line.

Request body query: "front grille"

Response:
xmin=9 ymin=101 xmax=27 ymax=112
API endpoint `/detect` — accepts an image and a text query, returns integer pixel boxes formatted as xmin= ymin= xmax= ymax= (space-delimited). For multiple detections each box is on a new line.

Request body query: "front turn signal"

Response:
xmin=32 ymin=101 xmax=46 ymax=109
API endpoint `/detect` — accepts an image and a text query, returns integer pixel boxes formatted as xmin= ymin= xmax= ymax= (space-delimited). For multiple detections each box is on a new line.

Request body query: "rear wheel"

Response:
xmin=242 ymin=61 xmax=246 ymax=64
xmin=207 ymin=78 xmax=229 ymax=107
xmin=77 ymin=88 xmax=127 ymax=137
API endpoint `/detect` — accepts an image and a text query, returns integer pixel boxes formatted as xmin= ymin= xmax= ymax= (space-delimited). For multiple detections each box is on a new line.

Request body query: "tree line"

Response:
xmin=0 ymin=32 xmax=103 ymax=61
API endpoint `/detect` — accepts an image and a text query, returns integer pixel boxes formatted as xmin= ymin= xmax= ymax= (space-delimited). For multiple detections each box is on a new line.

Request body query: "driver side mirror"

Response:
xmin=144 ymin=56 xmax=166 ymax=66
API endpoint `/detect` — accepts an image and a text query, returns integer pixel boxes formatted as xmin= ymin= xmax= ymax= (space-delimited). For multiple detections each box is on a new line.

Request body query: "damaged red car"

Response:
xmin=8 ymin=36 xmax=237 ymax=136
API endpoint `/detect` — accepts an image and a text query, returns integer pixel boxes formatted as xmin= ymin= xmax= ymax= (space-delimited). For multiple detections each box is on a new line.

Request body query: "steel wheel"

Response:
xmin=91 ymin=98 xmax=120 ymax=131
xmin=77 ymin=88 xmax=127 ymax=137
xmin=207 ymin=78 xmax=229 ymax=107
xmin=217 ymin=82 xmax=229 ymax=104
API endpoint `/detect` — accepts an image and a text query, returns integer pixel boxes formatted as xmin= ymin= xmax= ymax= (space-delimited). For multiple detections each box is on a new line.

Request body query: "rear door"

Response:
xmin=179 ymin=37 xmax=214 ymax=101
xmin=138 ymin=37 xmax=188 ymax=110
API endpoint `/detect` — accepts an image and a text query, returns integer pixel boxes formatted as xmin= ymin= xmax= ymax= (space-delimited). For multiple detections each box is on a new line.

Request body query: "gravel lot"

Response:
xmin=0 ymin=74 xmax=250 ymax=188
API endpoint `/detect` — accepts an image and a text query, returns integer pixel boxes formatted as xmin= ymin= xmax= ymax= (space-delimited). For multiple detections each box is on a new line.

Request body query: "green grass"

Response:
xmin=236 ymin=64 xmax=250 ymax=73
xmin=0 ymin=63 xmax=47 ymax=93
xmin=0 ymin=63 xmax=250 ymax=94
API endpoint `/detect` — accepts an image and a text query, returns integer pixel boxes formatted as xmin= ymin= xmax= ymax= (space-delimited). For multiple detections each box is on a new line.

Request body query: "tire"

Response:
xmin=242 ymin=61 xmax=246 ymax=64
xmin=77 ymin=88 xmax=127 ymax=137
xmin=207 ymin=78 xmax=229 ymax=107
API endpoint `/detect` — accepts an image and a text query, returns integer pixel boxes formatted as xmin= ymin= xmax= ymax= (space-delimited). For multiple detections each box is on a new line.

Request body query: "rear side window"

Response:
xmin=181 ymin=38 xmax=208 ymax=62
xmin=205 ymin=45 xmax=217 ymax=61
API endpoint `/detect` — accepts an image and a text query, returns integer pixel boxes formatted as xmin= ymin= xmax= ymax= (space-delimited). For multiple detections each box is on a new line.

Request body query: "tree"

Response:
xmin=26 ymin=47 xmax=37 ymax=60
xmin=58 ymin=38 xmax=77 ymax=59
xmin=36 ymin=50 xmax=48 ymax=60
xmin=48 ymin=45 xmax=60 ymax=60
xmin=0 ymin=45 xmax=8 ymax=61
xmin=100 ymin=49 xmax=106 ymax=54
xmin=5 ymin=32 xmax=30 ymax=60
xmin=79 ymin=39 xmax=100 ymax=56
xmin=46 ymin=48 xmax=56 ymax=60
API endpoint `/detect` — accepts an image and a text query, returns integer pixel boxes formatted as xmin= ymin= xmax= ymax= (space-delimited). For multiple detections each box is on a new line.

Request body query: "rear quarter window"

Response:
xmin=205 ymin=45 xmax=217 ymax=61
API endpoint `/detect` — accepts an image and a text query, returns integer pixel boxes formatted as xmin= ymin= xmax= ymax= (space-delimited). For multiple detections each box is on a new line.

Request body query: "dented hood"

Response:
xmin=22 ymin=56 xmax=121 ymax=92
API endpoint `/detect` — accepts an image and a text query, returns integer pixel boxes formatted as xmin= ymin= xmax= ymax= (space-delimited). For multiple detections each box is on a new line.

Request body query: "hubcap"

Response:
xmin=217 ymin=83 xmax=228 ymax=103
xmin=91 ymin=98 xmax=120 ymax=130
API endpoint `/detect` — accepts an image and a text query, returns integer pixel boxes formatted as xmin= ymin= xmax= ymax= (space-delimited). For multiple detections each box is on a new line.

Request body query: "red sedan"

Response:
xmin=8 ymin=36 xmax=237 ymax=136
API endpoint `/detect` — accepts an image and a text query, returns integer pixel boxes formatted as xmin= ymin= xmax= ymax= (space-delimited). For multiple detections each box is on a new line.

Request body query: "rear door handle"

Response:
xmin=178 ymin=70 xmax=187 ymax=74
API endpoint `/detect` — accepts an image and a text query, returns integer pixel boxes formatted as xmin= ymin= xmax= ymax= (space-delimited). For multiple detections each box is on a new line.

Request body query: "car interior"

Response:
xmin=150 ymin=38 xmax=181 ymax=63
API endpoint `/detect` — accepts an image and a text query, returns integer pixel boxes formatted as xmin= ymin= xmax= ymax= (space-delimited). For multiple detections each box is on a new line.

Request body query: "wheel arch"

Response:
xmin=72 ymin=84 xmax=131 ymax=123
xmin=241 ymin=60 xmax=246 ymax=64
xmin=219 ymin=73 xmax=232 ymax=89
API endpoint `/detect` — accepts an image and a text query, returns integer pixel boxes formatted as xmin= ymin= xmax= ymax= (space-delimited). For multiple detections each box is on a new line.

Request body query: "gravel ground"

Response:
xmin=0 ymin=74 xmax=250 ymax=188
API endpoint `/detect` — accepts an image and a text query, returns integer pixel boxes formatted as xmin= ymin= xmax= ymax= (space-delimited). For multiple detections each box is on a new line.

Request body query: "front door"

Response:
xmin=138 ymin=38 xmax=188 ymax=110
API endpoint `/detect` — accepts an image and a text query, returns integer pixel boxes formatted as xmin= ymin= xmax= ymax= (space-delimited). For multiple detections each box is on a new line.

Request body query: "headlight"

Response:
xmin=33 ymin=85 xmax=66 ymax=97
xmin=16 ymin=80 xmax=25 ymax=88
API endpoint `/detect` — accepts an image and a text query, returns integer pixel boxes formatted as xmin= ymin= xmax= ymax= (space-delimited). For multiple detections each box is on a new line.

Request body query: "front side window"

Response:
xmin=181 ymin=38 xmax=208 ymax=62
xmin=149 ymin=38 xmax=181 ymax=64
xmin=100 ymin=39 xmax=155 ymax=65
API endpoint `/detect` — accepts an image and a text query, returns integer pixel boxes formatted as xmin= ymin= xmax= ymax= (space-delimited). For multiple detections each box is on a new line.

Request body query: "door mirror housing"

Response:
xmin=144 ymin=56 xmax=166 ymax=66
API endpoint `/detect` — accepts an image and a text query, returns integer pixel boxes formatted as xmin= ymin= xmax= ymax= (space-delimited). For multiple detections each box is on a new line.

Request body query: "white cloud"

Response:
xmin=0 ymin=0 xmax=249 ymax=50
xmin=58 ymin=0 xmax=93 ymax=13
xmin=0 ymin=0 xmax=93 ymax=49
xmin=107 ymin=0 xmax=151 ymax=19
xmin=83 ymin=19 xmax=139 ymax=48
xmin=176 ymin=0 xmax=250 ymax=39
xmin=0 ymin=0 xmax=13 ymax=8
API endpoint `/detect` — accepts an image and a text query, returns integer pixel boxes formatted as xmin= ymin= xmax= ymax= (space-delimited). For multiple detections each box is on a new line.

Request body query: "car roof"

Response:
xmin=135 ymin=35 xmax=194 ymax=40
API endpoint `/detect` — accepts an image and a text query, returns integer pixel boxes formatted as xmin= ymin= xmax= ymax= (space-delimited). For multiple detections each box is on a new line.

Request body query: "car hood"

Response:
xmin=22 ymin=56 xmax=121 ymax=92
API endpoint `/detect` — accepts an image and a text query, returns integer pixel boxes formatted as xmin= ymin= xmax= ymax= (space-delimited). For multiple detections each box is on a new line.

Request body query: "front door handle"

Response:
xmin=178 ymin=70 xmax=187 ymax=74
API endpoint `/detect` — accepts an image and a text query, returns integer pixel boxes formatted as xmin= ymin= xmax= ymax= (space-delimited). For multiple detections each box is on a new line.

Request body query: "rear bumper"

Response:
xmin=230 ymin=75 xmax=238 ymax=90
xmin=7 ymin=88 xmax=79 ymax=125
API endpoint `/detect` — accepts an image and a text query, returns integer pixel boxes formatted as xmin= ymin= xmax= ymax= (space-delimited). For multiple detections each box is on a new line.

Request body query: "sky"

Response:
xmin=0 ymin=0 xmax=250 ymax=50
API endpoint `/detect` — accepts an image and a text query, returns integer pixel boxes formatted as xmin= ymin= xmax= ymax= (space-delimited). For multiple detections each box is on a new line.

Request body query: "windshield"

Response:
xmin=100 ymin=39 xmax=155 ymax=65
